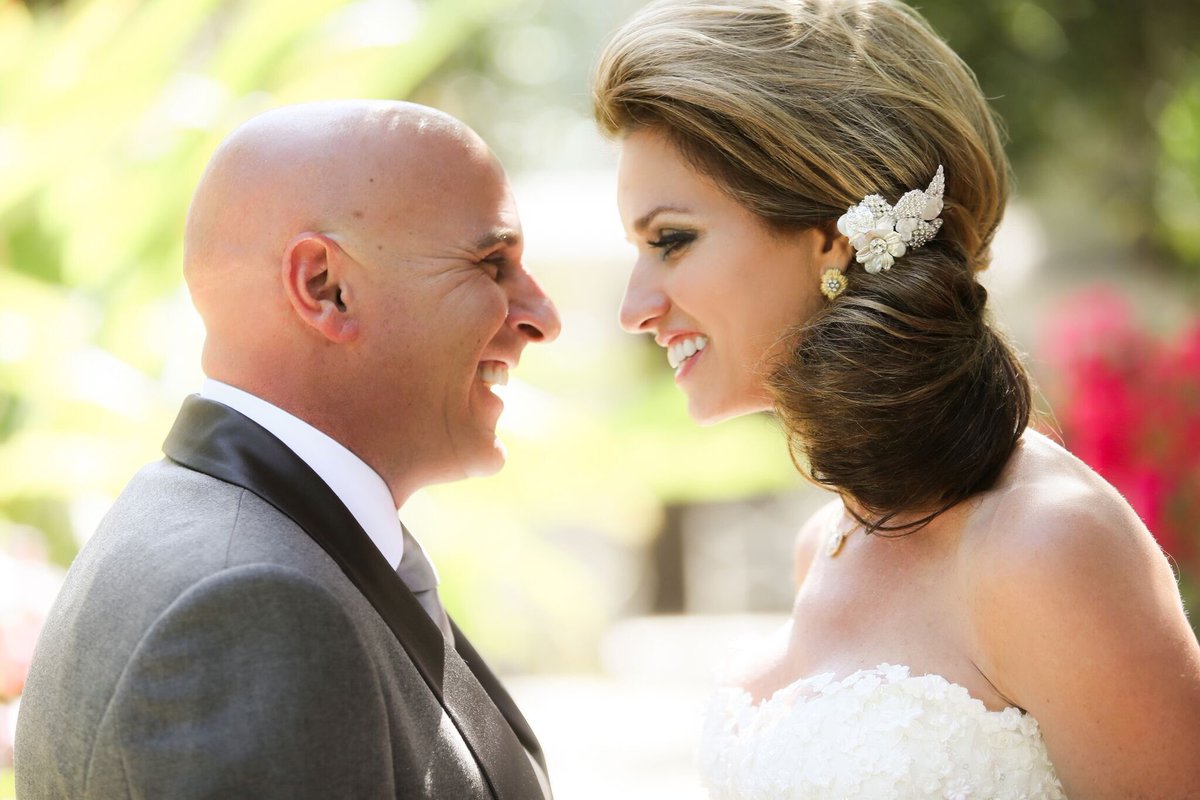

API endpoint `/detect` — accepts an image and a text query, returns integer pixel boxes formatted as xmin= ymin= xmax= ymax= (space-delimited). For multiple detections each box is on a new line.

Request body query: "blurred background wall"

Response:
xmin=2 ymin=0 xmax=1199 ymax=796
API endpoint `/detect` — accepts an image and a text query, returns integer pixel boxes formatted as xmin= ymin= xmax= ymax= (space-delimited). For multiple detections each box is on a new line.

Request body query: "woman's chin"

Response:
xmin=686 ymin=395 xmax=772 ymax=427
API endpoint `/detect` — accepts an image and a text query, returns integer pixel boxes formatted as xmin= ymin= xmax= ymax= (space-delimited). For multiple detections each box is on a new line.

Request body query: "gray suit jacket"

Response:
xmin=15 ymin=397 xmax=548 ymax=799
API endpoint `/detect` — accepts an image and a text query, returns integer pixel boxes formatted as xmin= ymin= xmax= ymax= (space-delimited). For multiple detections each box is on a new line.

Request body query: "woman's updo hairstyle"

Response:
xmin=594 ymin=0 xmax=1032 ymax=531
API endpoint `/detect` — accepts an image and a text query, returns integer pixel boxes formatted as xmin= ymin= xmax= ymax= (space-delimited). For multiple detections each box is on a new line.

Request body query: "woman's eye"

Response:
xmin=647 ymin=230 xmax=696 ymax=259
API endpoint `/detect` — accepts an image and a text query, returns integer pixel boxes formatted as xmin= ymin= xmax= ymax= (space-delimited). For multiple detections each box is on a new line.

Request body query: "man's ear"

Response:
xmin=282 ymin=232 xmax=359 ymax=343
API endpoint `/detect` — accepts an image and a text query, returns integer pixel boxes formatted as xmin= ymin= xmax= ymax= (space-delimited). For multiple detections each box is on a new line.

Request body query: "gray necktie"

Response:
xmin=399 ymin=527 xmax=551 ymax=799
xmin=396 ymin=524 xmax=453 ymax=640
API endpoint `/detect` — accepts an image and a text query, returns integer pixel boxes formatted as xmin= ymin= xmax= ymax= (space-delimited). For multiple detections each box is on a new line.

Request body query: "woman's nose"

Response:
xmin=618 ymin=262 xmax=669 ymax=334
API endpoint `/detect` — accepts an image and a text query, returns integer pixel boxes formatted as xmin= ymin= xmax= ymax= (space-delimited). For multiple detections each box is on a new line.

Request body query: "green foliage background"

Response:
xmin=917 ymin=0 xmax=1200 ymax=264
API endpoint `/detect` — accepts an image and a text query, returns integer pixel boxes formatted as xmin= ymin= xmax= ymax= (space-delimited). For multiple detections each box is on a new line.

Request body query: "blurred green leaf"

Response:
xmin=1156 ymin=57 xmax=1200 ymax=268
xmin=915 ymin=0 xmax=1200 ymax=268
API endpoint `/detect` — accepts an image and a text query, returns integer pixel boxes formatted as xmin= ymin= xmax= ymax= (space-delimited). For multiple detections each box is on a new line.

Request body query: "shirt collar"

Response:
xmin=199 ymin=379 xmax=405 ymax=570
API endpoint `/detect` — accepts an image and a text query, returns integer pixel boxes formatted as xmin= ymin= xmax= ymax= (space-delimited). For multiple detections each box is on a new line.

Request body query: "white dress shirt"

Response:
xmin=200 ymin=379 xmax=411 ymax=572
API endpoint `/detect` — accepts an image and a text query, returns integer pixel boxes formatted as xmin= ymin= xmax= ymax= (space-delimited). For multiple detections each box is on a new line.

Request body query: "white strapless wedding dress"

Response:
xmin=697 ymin=663 xmax=1066 ymax=799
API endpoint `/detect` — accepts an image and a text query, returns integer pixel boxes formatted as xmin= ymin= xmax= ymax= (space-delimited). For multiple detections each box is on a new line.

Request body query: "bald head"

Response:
xmin=183 ymin=100 xmax=502 ymax=390
xmin=185 ymin=100 xmax=487 ymax=295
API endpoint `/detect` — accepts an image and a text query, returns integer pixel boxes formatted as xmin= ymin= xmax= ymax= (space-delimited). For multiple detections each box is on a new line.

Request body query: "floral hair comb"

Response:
xmin=835 ymin=166 xmax=945 ymax=274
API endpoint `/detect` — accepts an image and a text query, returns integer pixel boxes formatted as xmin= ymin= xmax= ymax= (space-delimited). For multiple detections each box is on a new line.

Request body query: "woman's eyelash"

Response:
xmin=647 ymin=230 xmax=696 ymax=257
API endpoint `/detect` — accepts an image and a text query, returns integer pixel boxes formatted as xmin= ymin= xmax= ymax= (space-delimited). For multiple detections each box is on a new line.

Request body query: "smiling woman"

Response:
xmin=598 ymin=0 xmax=1022 ymax=532
xmin=594 ymin=0 xmax=1200 ymax=797
xmin=616 ymin=129 xmax=837 ymax=425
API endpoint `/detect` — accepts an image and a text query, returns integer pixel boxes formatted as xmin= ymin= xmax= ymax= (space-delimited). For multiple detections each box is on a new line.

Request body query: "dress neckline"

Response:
xmin=725 ymin=663 xmax=1025 ymax=719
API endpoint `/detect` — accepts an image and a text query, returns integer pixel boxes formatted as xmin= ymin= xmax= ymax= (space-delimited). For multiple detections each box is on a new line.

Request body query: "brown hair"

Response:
xmin=594 ymin=0 xmax=1031 ymax=532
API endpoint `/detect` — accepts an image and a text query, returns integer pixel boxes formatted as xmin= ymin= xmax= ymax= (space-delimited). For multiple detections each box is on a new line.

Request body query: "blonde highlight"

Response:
xmin=595 ymin=0 xmax=1032 ymax=526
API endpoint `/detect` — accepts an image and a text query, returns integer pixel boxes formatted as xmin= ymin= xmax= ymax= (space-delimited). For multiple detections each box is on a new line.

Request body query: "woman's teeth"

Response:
xmin=479 ymin=362 xmax=509 ymax=387
xmin=667 ymin=335 xmax=708 ymax=370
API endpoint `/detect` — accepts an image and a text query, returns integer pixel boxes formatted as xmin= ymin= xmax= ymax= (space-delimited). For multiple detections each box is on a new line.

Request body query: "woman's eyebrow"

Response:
xmin=633 ymin=205 xmax=693 ymax=234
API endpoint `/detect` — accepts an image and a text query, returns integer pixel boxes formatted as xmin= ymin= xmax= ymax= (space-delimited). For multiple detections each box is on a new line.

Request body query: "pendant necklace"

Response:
xmin=826 ymin=515 xmax=861 ymax=558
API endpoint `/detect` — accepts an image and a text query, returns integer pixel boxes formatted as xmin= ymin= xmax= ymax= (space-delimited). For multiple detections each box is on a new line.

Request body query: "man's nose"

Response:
xmin=508 ymin=272 xmax=562 ymax=343
xmin=618 ymin=262 xmax=668 ymax=334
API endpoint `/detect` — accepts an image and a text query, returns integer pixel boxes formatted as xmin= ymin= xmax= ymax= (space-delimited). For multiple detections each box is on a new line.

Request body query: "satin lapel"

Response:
xmin=162 ymin=396 xmax=544 ymax=800
xmin=451 ymin=620 xmax=547 ymax=774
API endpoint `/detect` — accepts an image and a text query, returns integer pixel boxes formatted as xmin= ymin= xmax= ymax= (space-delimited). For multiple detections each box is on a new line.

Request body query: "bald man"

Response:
xmin=15 ymin=101 xmax=560 ymax=799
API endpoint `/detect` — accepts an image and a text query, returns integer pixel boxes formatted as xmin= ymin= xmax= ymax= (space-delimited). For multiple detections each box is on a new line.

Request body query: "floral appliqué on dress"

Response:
xmin=698 ymin=664 xmax=1066 ymax=799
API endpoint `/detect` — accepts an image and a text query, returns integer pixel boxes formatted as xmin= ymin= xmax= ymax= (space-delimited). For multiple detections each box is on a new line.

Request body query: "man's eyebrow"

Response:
xmin=473 ymin=229 xmax=522 ymax=252
xmin=633 ymin=205 xmax=692 ymax=234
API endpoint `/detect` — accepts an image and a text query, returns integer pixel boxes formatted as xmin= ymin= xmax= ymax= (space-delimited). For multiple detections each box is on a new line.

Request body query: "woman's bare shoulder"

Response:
xmin=968 ymin=428 xmax=1154 ymax=564
xmin=965 ymin=429 xmax=1200 ymax=796
xmin=965 ymin=429 xmax=1177 ymax=646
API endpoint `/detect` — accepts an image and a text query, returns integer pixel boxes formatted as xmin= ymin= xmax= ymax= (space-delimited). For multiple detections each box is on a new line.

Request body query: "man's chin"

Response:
xmin=463 ymin=435 xmax=507 ymax=479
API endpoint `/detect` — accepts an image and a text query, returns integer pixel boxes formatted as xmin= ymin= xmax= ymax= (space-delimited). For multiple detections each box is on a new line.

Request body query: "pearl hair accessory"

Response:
xmin=835 ymin=166 xmax=945 ymax=274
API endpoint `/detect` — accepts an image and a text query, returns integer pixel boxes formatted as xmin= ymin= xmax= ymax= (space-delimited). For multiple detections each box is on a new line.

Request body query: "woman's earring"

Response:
xmin=820 ymin=268 xmax=847 ymax=300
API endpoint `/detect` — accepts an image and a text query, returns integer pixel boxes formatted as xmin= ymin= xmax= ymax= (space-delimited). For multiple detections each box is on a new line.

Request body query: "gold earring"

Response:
xmin=820 ymin=268 xmax=847 ymax=300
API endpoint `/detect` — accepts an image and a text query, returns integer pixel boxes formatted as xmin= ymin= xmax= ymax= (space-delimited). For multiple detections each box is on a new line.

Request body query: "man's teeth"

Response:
xmin=667 ymin=336 xmax=708 ymax=369
xmin=479 ymin=363 xmax=509 ymax=387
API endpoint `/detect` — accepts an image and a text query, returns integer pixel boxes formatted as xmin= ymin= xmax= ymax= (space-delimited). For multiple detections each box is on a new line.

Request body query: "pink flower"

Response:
xmin=1041 ymin=288 xmax=1200 ymax=568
